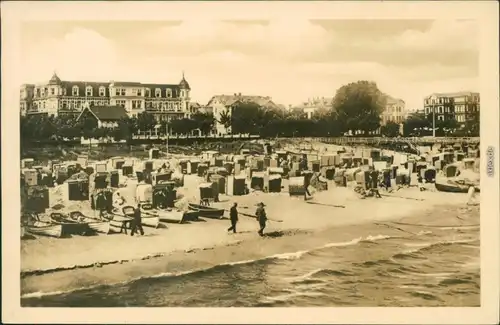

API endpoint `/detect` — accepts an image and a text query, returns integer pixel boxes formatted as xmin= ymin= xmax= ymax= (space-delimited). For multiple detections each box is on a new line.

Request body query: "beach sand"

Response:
xmin=21 ymin=141 xmax=479 ymax=296
xmin=21 ymin=178 xmax=475 ymax=296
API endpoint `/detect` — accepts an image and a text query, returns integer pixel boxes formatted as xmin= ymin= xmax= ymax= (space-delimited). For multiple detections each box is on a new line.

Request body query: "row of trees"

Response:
xmin=222 ymin=80 xmax=479 ymax=138
xmin=20 ymin=111 xmax=216 ymax=144
xmin=20 ymin=80 xmax=480 ymax=144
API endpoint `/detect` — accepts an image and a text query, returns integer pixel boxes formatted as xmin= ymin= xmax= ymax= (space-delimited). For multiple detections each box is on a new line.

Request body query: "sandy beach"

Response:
xmin=21 ymin=178 xmax=476 ymax=296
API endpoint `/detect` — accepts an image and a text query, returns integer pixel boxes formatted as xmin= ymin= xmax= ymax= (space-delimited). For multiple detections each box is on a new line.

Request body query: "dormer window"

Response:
xmin=72 ymin=86 xmax=79 ymax=96
xmin=145 ymin=89 xmax=151 ymax=97
xmin=99 ymin=86 xmax=106 ymax=97
xmin=155 ymin=88 xmax=161 ymax=98
xmin=62 ymin=88 xmax=67 ymax=96
xmin=86 ymin=86 xmax=93 ymax=97
xmin=166 ymin=89 xmax=172 ymax=98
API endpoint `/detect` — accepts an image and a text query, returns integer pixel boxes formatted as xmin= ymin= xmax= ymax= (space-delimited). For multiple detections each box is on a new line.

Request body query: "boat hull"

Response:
xmin=435 ymin=182 xmax=480 ymax=193
xmin=158 ymin=210 xmax=185 ymax=224
xmin=141 ymin=215 xmax=160 ymax=228
xmin=51 ymin=219 xmax=89 ymax=236
xmin=26 ymin=222 xmax=63 ymax=238
xmin=187 ymin=203 xmax=225 ymax=219
xmin=87 ymin=221 xmax=111 ymax=234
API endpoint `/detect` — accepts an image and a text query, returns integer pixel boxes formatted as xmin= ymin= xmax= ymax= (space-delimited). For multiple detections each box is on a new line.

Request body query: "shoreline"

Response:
xmin=21 ymin=183 xmax=445 ymax=274
xmin=21 ymin=189 xmax=475 ymax=297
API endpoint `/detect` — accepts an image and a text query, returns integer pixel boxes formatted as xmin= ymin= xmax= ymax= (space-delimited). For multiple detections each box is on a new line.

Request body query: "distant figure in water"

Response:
xmin=256 ymin=202 xmax=267 ymax=236
xmin=131 ymin=203 xmax=145 ymax=236
xmin=227 ymin=202 xmax=238 ymax=233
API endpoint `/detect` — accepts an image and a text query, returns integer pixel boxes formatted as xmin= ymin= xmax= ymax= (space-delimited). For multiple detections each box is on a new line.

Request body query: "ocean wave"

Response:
xmin=391 ymin=221 xmax=479 ymax=228
xmin=20 ymin=232 xmax=448 ymax=300
xmin=260 ymin=290 xmax=326 ymax=304
xmin=408 ymin=290 xmax=442 ymax=301
xmin=393 ymin=238 xmax=479 ymax=261
xmin=439 ymin=277 xmax=473 ymax=286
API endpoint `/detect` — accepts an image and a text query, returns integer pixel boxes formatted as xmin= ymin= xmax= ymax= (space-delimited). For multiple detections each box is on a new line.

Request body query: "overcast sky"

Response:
xmin=20 ymin=19 xmax=478 ymax=110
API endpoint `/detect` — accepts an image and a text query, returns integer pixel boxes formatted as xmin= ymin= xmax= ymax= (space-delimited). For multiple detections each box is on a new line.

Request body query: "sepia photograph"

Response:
xmin=2 ymin=1 xmax=499 ymax=324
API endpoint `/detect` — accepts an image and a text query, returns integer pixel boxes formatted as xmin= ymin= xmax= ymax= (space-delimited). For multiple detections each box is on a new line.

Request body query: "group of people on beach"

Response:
xmin=227 ymin=202 xmax=268 ymax=237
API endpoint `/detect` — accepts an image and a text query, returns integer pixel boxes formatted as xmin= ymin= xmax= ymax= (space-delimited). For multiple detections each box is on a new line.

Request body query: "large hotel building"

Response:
xmin=423 ymin=91 xmax=480 ymax=124
xmin=19 ymin=72 xmax=194 ymax=121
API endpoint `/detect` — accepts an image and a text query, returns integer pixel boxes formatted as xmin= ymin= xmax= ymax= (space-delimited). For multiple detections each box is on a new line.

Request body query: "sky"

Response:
xmin=20 ymin=19 xmax=479 ymax=110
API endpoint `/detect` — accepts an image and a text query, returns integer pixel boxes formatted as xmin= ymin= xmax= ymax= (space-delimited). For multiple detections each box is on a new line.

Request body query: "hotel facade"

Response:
xmin=381 ymin=95 xmax=407 ymax=125
xmin=423 ymin=92 xmax=480 ymax=124
xmin=20 ymin=72 xmax=194 ymax=121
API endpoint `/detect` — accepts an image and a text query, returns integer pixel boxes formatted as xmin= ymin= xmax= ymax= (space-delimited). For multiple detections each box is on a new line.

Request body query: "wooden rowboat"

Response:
xmin=50 ymin=212 xmax=90 ymax=236
xmin=434 ymin=181 xmax=480 ymax=193
xmin=69 ymin=211 xmax=111 ymax=235
xmin=187 ymin=203 xmax=225 ymax=219
xmin=157 ymin=209 xmax=186 ymax=224
xmin=114 ymin=206 xmax=160 ymax=229
xmin=26 ymin=221 xmax=63 ymax=238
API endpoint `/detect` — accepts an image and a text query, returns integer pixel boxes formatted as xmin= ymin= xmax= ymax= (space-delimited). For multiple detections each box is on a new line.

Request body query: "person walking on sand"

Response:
xmin=131 ymin=203 xmax=145 ymax=236
xmin=227 ymin=202 xmax=239 ymax=233
xmin=256 ymin=202 xmax=267 ymax=237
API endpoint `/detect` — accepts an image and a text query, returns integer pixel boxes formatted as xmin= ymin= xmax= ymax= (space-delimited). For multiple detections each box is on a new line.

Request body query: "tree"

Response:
xmin=402 ymin=112 xmax=431 ymax=137
xmin=192 ymin=112 xmax=215 ymax=135
xmin=217 ymin=110 xmax=232 ymax=134
xmin=136 ymin=112 xmax=156 ymax=135
xmin=464 ymin=111 xmax=479 ymax=136
xmin=231 ymin=102 xmax=262 ymax=135
xmin=170 ymin=118 xmax=197 ymax=135
xmin=113 ymin=117 xmax=137 ymax=149
xmin=332 ymin=81 xmax=384 ymax=135
xmin=380 ymin=121 xmax=401 ymax=137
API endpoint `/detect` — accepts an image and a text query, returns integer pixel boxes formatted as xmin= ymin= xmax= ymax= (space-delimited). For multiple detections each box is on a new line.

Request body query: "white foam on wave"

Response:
xmin=408 ymin=272 xmax=454 ymax=278
xmin=284 ymin=269 xmax=324 ymax=282
xmin=323 ymin=237 xmax=363 ymax=248
xmin=21 ymin=232 xmax=422 ymax=300
xmin=261 ymin=290 xmax=326 ymax=303
xmin=21 ymin=290 xmax=68 ymax=299
xmin=364 ymin=234 xmax=394 ymax=241
xmin=270 ymin=250 xmax=309 ymax=260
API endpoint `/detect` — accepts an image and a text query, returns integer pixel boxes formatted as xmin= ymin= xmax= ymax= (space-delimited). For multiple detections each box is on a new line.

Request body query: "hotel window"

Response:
xmin=132 ymin=89 xmax=137 ymax=96
xmin=51 ymin=88 xmax=55 ymax=95
xmin=72 ymin=86 xmax=79 ymax=96
xmin=99 ymin=86 xmax=106 ymax=97
xmin=155 ymin=88 xmax=161 ymax=98
xmin=86 ymin=86 xmax=93 ymax=97
xmin=166 ymin=89 xmax=172 ymax=98
xmin=121 ymin=89 xmax=126 ymax=96
xmin=137 ymin=89 xmax=142 ymax=96
xmin=115 ymin=88 xmax=120 ymax=96
xmin=145 ymin=89 xmax=151 ymax=97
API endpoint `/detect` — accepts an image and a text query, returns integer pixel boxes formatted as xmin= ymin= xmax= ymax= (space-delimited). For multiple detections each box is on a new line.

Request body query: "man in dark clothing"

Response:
xmin=131 ymin=203 xmax=145 ymax=236
xmin=256 ymin=202 xmax=267 ymax=236
xmin=303 ymin=173 xmax=312 ymax=198
xmin=227 ymin=202 xmax=238 ymax=233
